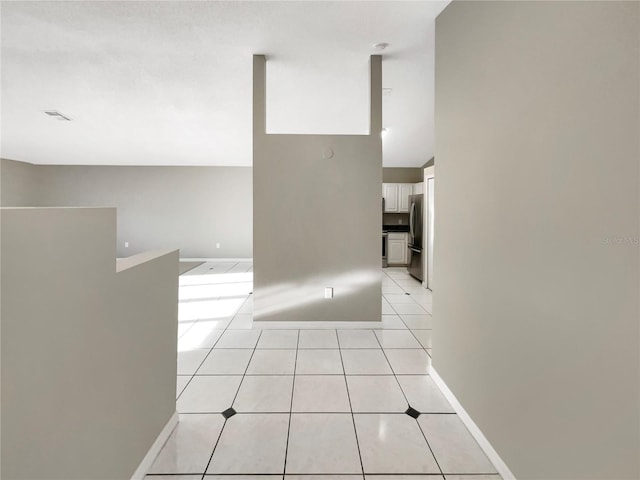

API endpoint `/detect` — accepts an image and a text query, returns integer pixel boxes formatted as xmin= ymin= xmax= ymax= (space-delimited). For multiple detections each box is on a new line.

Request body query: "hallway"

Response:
xmin=146 ymin=262 xmax=499 ymax=479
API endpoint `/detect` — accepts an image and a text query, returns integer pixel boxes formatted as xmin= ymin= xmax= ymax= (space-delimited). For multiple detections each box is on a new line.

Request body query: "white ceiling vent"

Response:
xmin=44 ymin=110 xmax=71 ymax=121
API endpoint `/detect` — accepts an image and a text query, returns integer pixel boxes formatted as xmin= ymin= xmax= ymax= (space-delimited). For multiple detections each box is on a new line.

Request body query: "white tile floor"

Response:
xmin=147 ymin=263 xmax=500 ymax=480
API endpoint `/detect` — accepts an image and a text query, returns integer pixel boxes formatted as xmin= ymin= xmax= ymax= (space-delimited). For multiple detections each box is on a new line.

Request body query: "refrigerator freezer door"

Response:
xmin=407 ymin=247 xmax=423 ymax=282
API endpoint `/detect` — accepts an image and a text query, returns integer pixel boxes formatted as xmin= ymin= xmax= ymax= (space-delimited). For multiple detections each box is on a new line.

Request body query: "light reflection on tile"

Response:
xmin=292 ymin=375 xmax=351 ymax=412
xmin=375 ymin=330 xmax=422 ymax=349
xmin=177 ymin=376 xmax=242 ymax=413
xmin=346 ymin=376 xmax=407 ymax=412
xmin=296 ymin=349 xmax=343 ymax=374
xmin=286 ymin=414 xmax=361 ymax=474
xmin=257 ymin=329 xmax=299 ymax=349
xmin=177 ymin=349 xmax=209 ymax=375
xmin=340 ymin=349 xmax=393 ymax=375
xmin=384 ymin=349 xmax=431 ymax=374
xmin=176 ymin=375 xmax=191 ymax=398
xmin=246 ymin=349 xmax=296 ymax=375
xmin=216 ymin=330 xmax=261 ymax=348
xmin=418 ymin=414 xmax=497 ymax=474
xmin=354 ymin=414 xmax=439 ymax=474
xmin=148 ymin=414 xmax=224 ymax=474
xmin=337 ymin=330 xmax=380 ymax=349
xmin=233 ymin=375 xmax=293 ymax=412
xmin=396 ymin=375 xmax=454 ymax=413
xmin=197 ymin=349 xmax=253 ymax=375
xmin=207 ymin=414 xmax=289 ymax=474
xmin=298 ymin=329 xmax=339 ymax=349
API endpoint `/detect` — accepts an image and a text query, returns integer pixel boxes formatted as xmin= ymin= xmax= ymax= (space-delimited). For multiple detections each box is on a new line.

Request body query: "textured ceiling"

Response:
xmin=1 ymin=1 xmax=448 ymax=167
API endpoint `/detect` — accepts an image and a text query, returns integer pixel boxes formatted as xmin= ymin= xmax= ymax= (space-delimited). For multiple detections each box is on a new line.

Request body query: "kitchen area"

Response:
xmin=382 ymin=166 xmax=434 ymax=290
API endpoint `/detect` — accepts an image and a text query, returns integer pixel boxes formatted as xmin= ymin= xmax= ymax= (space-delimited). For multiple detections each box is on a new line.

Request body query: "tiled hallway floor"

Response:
xmin=146 ymin=262 xmax=500 ymax=480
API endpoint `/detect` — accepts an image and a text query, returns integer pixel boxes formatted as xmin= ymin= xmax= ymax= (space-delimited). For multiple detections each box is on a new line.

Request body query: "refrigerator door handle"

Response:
xmin=410 ymin=247 xmax=420 ymax=253
xmin=409 ymin=203 xmax=415 ymax=238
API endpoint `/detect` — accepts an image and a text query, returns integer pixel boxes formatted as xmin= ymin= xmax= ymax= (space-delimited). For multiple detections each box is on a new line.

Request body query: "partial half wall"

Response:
xmin=1 ymin=207 xmax=178 ymax=479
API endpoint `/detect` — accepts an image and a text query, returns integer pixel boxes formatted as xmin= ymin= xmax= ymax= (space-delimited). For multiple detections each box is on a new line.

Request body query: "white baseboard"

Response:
xmin=429 ymin=367 xmax=517 ymax=480
xmin=180 ymin=257 xmax=253 ymax=262
xmin=131 ymin=411 xmax=179 ymax=480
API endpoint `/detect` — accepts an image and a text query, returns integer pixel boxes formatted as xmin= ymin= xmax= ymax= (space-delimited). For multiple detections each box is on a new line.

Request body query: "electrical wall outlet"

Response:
xmin=324 ymin=287 xmax=333 ymax=299
xmin=216 ymin=243 xmax=221 ymax=249
xmin=124 ymin=241 xmax=129 ymax=248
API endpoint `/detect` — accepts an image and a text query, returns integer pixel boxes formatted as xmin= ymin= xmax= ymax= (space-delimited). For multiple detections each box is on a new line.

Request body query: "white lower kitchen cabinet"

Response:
xmin=387 ymin=232 xmax=408 ymax=265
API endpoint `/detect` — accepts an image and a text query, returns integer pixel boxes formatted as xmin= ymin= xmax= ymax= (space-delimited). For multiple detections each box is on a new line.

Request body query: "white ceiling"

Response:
xmin=1 ymin=1 xmax=448 ymax=167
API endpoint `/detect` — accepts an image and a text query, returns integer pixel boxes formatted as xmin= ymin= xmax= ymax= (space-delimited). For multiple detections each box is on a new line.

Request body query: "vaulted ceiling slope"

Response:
xmin=1 ymin=1 xmax=448 ymax=167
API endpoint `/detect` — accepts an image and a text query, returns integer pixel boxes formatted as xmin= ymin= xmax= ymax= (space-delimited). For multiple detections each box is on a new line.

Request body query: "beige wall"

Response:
xmin=0 ymin=160 xmax=253 ymax=258
xmin=253 ymin=55 xmax=382 ymax=322
xmin=434 ymin=2 xmax=639 ymax=479
xmin=0 ymin=158 xmax=40 ymax=206
xmin=383 ymin=167 xmax=423 ymax=183
xmin=1 ymin=207 xmax=178 ymax=479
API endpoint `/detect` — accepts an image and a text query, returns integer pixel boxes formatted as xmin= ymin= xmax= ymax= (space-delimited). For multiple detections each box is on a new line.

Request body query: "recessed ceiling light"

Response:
xmin=373 ymin=43 xmax=389 ymax=51
xmin=44 ymin=110 xmax=71 ymax=121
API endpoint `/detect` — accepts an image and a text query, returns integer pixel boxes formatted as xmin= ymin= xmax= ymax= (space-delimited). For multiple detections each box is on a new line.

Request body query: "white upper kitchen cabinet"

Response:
xmin=398 ymin=184 xmax=413 ymax=212
xmin=383 ymin=183 xmax=414 ymax=213
xmin=383 ymin=183 xmax=399 ymax=212
xmin=412 ymin=182 xmax=424 ymax=195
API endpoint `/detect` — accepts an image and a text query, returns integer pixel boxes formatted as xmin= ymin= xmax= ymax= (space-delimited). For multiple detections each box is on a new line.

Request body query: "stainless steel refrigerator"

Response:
xmin=407 ymin=194 xmax=424 ymax=281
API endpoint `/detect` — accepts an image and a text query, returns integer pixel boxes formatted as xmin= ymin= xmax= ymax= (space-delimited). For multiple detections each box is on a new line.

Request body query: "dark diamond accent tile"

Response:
xmin=405 ymin=406 xmax=420 ymax=418
xmin=222 ymin=407 xmax=237 ymax=419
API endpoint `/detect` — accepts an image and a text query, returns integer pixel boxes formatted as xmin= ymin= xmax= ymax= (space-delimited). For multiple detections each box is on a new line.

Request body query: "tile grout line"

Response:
xmin=385 ymin=270 xmax=445 ymax=478
xmin=372 ymin=331 xmax=406 ymax=378
xmin=200 ymin=266 xmax=259 ymax=478
xmin=372 ymin=328 xmax=411 ymax=408
xmin=381 ymin=289 xmax=446 ymax=477
xmin=415 ymin=415 xmax=446 ymax=478
xmin=175 ymin=338 xmax=220 ymax=402
xmin=398 ymin=315 xmax=431 ymax=355
xmin=386 ymin=302 xmax=431 ymax=355
xmin=192 ymin=260 xmax=241 ymax=480
xmin=174 ymin=411 xmax=458 ymax=416
xmin=282 ymin=329 xmax=301 ymax=477
xmin=336 ymin=328 xmax=366 ymax=477
xmin=229 ymin=328 xmax=264 ymax=408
